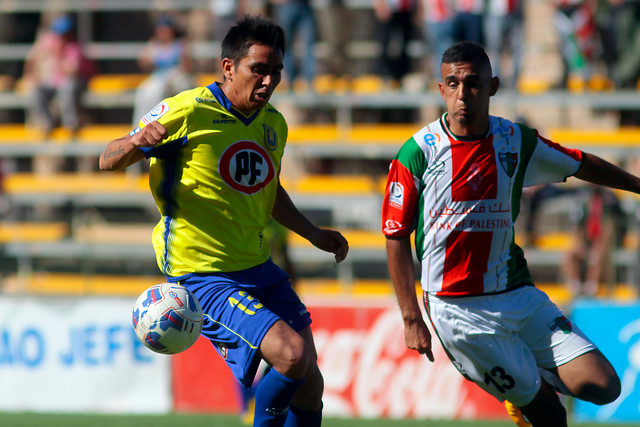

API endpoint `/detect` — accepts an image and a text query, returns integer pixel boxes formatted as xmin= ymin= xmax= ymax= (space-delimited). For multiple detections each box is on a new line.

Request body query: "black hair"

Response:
xmin=441 ymin=41 xmax=492 ymax=73
xmin=221 ymin=15 xmax=286 ymax=63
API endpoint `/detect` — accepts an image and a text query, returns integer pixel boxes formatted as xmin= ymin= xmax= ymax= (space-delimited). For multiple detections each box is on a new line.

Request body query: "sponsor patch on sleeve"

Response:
xmin=383 ymin=219 xmax=403 ymax=234
xmin=141 ymin=101 xmax=170 ymax=126
xmin=388 ymin=182 xmax=404 ymax=209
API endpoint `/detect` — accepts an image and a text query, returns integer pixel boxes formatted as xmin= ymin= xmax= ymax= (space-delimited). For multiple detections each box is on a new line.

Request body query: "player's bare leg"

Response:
xmin=517 ymin=349 xmax=620 ymax=427
xmin=283 ymin=326 xmax=323 ymax=426
xmin=254 ymin=320 xmax=322 ymax=426
xmin=519 ymin=380 xmax=567 ymax=427
xmin=555 ymin=349 xmax=621 ymax=404
xmin=260 ymin=320 xmax=310 ymax=379
xmin=289 ymin=326 xmax=323 ymax=411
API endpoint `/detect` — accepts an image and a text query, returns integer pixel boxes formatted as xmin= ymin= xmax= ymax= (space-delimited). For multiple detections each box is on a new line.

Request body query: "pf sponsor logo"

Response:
xmin=388 ymin=182 xmax=404 ymax=208
xmin=141 ymin=101 xmax=170 ymax=125
xmin=219 ymin=140 xmax=275 ymax=194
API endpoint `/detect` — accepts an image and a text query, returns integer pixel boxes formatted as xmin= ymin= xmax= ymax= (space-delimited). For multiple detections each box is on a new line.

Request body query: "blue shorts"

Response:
xmin=170 ymin=259 xmax=311 ymax=388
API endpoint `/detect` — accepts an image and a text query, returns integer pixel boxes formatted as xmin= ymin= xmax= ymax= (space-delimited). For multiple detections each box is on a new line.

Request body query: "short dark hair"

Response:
xmin=221 ymin=15 xmax=286 ymax=64
xmin=442 ymin=41 xmax=491 ymax=72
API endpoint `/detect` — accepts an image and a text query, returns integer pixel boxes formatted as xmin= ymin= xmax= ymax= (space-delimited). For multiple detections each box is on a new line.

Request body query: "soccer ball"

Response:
xmin=132 ymin=283 xmax=204 ymax=354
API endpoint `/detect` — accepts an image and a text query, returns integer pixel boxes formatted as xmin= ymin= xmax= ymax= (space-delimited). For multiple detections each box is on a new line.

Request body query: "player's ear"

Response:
xmin=489 ymin=76 xmax=500 ymax=96
xmin=221 ymin=57 xmax=234 ymax=81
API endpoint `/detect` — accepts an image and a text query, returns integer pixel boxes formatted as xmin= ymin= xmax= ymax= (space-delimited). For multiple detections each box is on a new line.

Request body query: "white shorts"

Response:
xmin=425 ymin=286 xmax=596 ymax=407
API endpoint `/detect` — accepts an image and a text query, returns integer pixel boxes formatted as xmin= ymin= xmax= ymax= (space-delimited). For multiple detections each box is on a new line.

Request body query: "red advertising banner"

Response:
xmin=172 ymin=299 xmax=508 ymax=421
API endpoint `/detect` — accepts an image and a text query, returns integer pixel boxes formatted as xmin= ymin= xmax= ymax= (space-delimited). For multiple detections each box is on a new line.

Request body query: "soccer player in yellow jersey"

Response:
xmin=100 ymin=16 xmax=348 ymax=427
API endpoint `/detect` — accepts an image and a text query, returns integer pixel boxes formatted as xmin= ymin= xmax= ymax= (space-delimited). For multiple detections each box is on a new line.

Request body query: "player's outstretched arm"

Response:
xmin=574 ymin=152 xmax=640 ymax=194
xmin=386 ymin=236 xmax=434 ymax=362
xmin=99 ymin=121 xmax=167 ymax=171
xmin=271 ymin=182 xmax=349 ymax=263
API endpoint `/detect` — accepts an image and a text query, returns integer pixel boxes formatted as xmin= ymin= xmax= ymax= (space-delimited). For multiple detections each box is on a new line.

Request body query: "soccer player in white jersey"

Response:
xmin=381 ymin=41 xmax=637 ymax=426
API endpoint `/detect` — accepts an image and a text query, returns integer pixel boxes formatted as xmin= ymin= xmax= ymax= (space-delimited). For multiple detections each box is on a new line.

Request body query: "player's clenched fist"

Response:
xmin=133 ymin=121 xmax=168 ymax=148
xmin=100 ymin=121 xmax=168 ymax=171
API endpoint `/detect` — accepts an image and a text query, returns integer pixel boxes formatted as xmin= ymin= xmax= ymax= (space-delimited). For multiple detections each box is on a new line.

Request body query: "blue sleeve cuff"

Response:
xmin=140 ymin=136 xmax=188 ymax=159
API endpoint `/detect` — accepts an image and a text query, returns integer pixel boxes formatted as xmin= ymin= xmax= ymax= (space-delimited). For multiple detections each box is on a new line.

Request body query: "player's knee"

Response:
xmin=272 ymin=334 xmax=310 ymax=379
xmin=575 ymin=373 xmax=621 ymax=405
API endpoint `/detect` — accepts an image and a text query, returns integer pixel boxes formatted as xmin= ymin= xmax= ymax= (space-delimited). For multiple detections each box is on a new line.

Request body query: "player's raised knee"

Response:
xmin=593 ymin=375 xmax=621 ymax=405
xmin=261 ymin=322 xmax=310 ymax=379
xmin=575 ymin=373 xmax=621 ymax=405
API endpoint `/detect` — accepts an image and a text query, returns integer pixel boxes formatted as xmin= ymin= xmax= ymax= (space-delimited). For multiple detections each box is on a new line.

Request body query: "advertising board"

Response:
xmin=571 ymin=300 xmax=640 ymax=423
xmin=173 ymin=298 xmax=508 ymax=420
xmin=0 ymin=296 xmax=171 ymax=413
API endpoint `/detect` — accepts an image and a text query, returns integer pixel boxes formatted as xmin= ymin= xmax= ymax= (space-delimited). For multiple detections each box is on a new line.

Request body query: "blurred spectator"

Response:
xmin=520 ymin=183 xmax=569 ymax=247
xmin=608 ymin=0 xmax=640 ymax=88
xmin=0 ymin=13 xmax=39 ymax=91
xmin=209 ymin=0 xmax=250 ymax=41
xmin=594 ymin=0 xmax=619 ymax=86
xmin=316 ymin=0 xmax=351 ymax=78
xmin=270 ymin=0 xmax=317 ymax=91
xmin=563 ymin=185 xmax=625 ymax=297
xmin=374 ymin=0 xmax=418 ymax=89
xmin=484 ymin=0 xmax=525 ymax=89
xmin=132 ymin=15 xmax=194 ymax=124
xmin=23 ymin=14 xmax=96 ymax=138
xmin=451 ymin=0 xmax=485 ymax=45
xmin=552 ymin=0 xmax=599 ymax=89
xmin=419 ymin=0 xmax=455 ymax=86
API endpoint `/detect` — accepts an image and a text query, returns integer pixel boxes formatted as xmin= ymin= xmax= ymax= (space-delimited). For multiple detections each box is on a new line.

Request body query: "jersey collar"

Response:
xmin=207 ymin=82 xmax=261 ymax=126
xmin=440 ymin=113 xmax=491 ymax=141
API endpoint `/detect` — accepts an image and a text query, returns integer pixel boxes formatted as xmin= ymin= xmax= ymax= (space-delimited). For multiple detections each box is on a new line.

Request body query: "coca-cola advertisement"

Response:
xmin=172 ymin=299 xmax=508 ymax=421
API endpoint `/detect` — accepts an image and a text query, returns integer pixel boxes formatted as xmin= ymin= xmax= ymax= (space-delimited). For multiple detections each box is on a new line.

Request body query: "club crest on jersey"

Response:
xmin=141 ymin=101 xmax=169 ymax=125
xmin=499 ymin=152 xmax=518 ymax=178
xmin=263 ymin=124 xmax=277 ymax=151
xmin=547 ymin=315 xmax=572 ymax=334
xmin=214 ymin=342 xmax=229 ymax=359
xmin=219 ymin=140 xmax=276 ymax=194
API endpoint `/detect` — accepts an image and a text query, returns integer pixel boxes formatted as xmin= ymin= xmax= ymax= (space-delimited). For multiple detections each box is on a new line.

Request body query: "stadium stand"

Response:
xmin=0 ymin=0 xmax=638 ymax=300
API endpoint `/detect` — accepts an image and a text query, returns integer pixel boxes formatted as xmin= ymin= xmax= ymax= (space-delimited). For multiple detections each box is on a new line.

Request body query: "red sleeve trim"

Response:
xmin=535 ymin=130 xmax=583 ymax=162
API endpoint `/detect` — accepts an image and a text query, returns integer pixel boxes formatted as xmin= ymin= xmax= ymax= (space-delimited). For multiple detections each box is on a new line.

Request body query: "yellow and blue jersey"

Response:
xmin=133 ymin=83 xmax=288 ymax=276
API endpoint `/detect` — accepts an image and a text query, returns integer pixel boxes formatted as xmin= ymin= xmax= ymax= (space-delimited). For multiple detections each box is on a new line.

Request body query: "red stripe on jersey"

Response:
xmin=535 ymin=131 xmax=583 ymax=161
xmin=382 ymin=159 xmax=418 ymax=237
xmin=450 ymin=137 xmax=498 ymax=202
xmin=441 ymin=230 xmax=492 ymax=295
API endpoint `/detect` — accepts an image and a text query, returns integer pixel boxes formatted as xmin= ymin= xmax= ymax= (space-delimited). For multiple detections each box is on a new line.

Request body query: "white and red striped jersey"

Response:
xmin=382 ymin=114 xmax=583 ymax=297
xmin=422 ymin=0 xmax=454 ymax=23
xmin=487 ymin=0 xmax=522 ymax=16
xmin=454 ymin=0 xmax=485 ymax=14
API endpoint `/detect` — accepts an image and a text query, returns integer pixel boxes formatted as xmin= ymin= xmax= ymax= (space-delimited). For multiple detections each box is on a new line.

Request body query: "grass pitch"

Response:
xmin=0 ymin=412 xmax=633 ymax=427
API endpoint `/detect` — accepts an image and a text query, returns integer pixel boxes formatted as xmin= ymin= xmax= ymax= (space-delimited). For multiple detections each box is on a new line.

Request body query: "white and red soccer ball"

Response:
xmin=132 ymin=283 xmax=203 ymax=354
